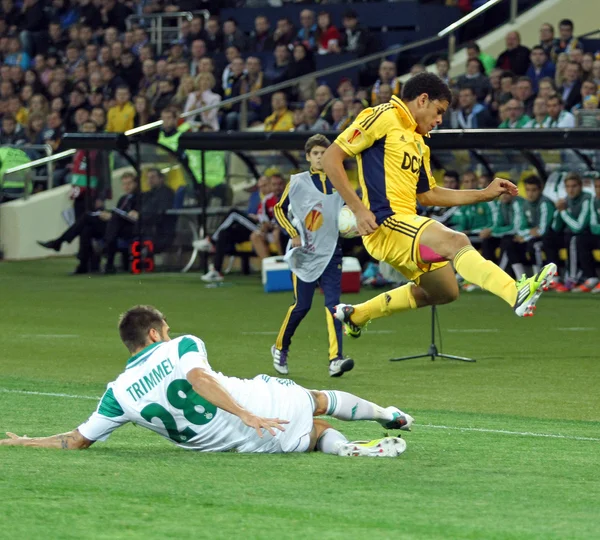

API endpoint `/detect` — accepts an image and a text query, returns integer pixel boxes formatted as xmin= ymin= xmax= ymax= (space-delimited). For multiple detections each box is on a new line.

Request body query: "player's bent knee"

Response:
xmin=432 ymin=284 xmax=459 ymax=305
xmin=310 ymin=390 xmax=328 ymax=416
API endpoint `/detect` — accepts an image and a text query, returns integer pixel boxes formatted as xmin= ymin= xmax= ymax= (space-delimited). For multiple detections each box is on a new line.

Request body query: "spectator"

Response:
xmin=330 ymin=99 xmax=350 ymax=130
xmin=101 ymin=62 xmax=126 ymax=100
xmin=466 ymin=42 xmax=495 ymax=75
xmin=20 ymin=0 xmax=48 ymax=56
xmin=265 ymin=44 xmax=291 ymax=85
xmin=409 ymin=64 xmax=426 ymax=77
xmin=554 ymin=52 xmax=569 ymax=88
xmin=513 ymin=76 xmax=535 ymax=116
xmin=560 ymin=61 xmax=583 ymax=110
xmin=185 ymin=16 xmax=206 ymax=49
xmin=538 ymin=77 xmax=557 ymax=99
xmin=571 ymin=80 xmax=598 ymax=113
xmin=250 ymin=173 xmax=286 ymax=260
xmin=139 ymin=59 xmax=159 ymax=101
xmin=591 ymin=60 xmax=600 ymax=87
xmin=29 ymin=93 xmax=49 ymax=117
xmin=264 ymin=91 xmax=294 ymax=132
xmin=543 ymin=94 xmax=575 ymax=127
xmin=185 ymin=73 xmax=220 ymax=131
xmin=0 ymin=114 xmax=26 ymax=145
xmin=496 ymin=31 xmax=530 ymax=76
xmin=349 ymin=98 xmax=367 ymax=119
xmin=25 ymin=112 xmax=45 ymax=145
xmin=241 ymin=56 xmax=266 ymax=123
xmin=524 ymin=96 xmax=548 ymax=128
xmin=222 ymin=18 xmax=247 ymax=52
xmin=221 ymin=57 xmax=245 ymax=130
xmin=456 ymin=58 xmax=491 ymax=102
xmin=119 ymin=49 xmax=142 ymax=95
xmin=538 ymin=23 xmax=558 ymax=61
xmin=370 ymin=60 xmax=400 ymax=105
xmin=526 ymin=46 xmax=556 ymax=93
xmin=314 ymin=84 xmax=334 ymax=123
xmin=297 ymin=9 xmax=317 ymax=51
xmin=340 ymin=9 xmax=371 ymax=56
xmin=553 ymin=19 xmax=583 ymax=58
xmin=549 ymin=172 xmax=595 ymax=292
xmin=106 ymin=86 xmax=135 ymax=133
xmin=189 ymin=40 xmax=207 ymax=77
xmin=90 ymin=106 xmax=106 ymax=130
xmin=249 ymin=15 xmax=275 ymax=53
xmin=436 ymin=57 xmax=450 ymax=85
xmin=568 ymin=48 xmax=583 ymax=66
xmin=273 ymin=17 xmax=295 ymax=48
xmin=4 ymin=37 xmax=31 ymax=70
xmin=99 ymin=0 xmax=131 ymax=33
xmin=151 ymin=78 xmax=176 ymax=116
xmin=41 ymin=110 xmax=64 ymax=152
xmin=172 ymin=75 xmax=195 ymax=108
xmin=315 ymin=11 xmax=340 ymax=55
xmin=375 ymin=83 xmax=393 ymax=105
xmin=204 ymin=16 xmax=223 ymax=54
xmin=581 ymin=52 xmax=595 ymax=81
xmin=499 ymin=98 xmax=531 ymax=128
xmin=287 ymin=43 xmax=315 ymax=101
xmin=132 ymin=28 xmax=149 ymax=57
xmin=296 ymin=99 xmax=329 ymax=132
xmin=63 ymin=89 xmax=87 ymax=131
xmin=450 ymin=87 xmax=495 ymax=129
xmin=221 ymin=45 xmax=241 ymax=91
xmin=2 ymin=0 xmax=20 ymax=32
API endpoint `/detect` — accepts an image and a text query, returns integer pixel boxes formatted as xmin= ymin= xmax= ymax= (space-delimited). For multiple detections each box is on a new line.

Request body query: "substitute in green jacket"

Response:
xmin=548 ymin=172 xmax=596 ymax=291
xmin=481 ymin=191 xmax=528 ymax=278
xmin=517 ymin=175 xmax=556 ymax=275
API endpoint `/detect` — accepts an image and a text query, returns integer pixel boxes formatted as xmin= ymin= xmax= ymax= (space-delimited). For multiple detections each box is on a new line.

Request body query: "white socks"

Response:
xmin=323 ymin=390 xmax=390 ymax=422
xmin=316 ymin=428 xmax=348 ymax=454
xmin=512 ymin=263 xmax=526 ymax=279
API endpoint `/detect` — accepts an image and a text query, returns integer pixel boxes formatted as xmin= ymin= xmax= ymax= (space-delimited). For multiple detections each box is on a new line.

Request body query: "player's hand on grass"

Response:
xmin=0 ymin=432 xmax=28 ymax=446
xmin=240 ymin=413 xmax=289 ymax=438
xmin=483 ymin=178 xmax=518 ymax=200
xmin=291 ymin=236 xmax=302 ymax=248
xmin=355 ymin=207 xmax=378 ymax=236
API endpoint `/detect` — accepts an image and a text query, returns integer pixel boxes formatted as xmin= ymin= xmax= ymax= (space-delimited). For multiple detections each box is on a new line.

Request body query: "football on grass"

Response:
xmin=338 ymin=206 xmax=359 ymax=238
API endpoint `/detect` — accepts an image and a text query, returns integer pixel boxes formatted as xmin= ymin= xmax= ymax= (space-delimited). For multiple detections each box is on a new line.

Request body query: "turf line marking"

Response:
xmin=18 ymin=334 xmax=80 ymax=338
xmin=3 ymin=389 xmax=598 ymax=442
xmin=421 ymin=424 xmax=600 ymax=442
xmin=0 ymin=388 xmax=99 ymax=401
xmin=447 ymin=329 xmax=499 ymax=333
xmin=241 ymin=331 xmax=278 ymax=335
xmin=556 ymin=327 xmax=595 ymax=331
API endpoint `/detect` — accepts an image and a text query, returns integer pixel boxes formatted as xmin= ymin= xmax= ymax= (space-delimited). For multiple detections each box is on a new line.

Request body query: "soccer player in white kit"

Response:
xmin=0 ymin=306 xmax=413 ymax=458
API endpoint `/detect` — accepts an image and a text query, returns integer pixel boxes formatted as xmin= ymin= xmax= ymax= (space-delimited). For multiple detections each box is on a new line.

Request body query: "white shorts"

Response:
xmin=230 ymin=374 xmax=315 ymax=454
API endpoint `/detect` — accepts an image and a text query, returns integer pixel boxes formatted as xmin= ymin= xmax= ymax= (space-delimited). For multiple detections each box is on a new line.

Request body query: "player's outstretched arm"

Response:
xmin=0 ymin=429 xmax=93 ymax=450
xmin=322 ymin=143 xmax=377 ymax=235
xmin=186 ymin=368 xmax=289 ymax=438
xmin=418 ymin=178 xmax=519 ymax=208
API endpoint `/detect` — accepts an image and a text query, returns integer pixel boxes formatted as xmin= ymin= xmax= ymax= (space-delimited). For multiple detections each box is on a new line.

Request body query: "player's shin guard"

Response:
xmin=454 ymin=245 xmax=517 ymax=306
xmin=350 ymin=283 xmax=417 ymax=326
xmin=316 ymin=428 xmax=348 ymax=454
xmin=323 ymin=390 xmax=389 ymax=422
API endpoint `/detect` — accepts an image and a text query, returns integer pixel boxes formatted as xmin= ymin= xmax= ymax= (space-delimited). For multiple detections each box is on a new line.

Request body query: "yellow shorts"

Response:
xmin=363 ymin=214 xmax=449 ymax=283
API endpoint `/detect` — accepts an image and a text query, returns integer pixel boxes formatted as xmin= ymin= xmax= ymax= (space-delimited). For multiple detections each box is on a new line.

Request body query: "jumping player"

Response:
xmin=271 ymin=134 xmax=353 ymax=378
xmin=321 ymin=72 xmax=556 ymax=337
xmin=0 ymin=306 xmax=412 ymax=458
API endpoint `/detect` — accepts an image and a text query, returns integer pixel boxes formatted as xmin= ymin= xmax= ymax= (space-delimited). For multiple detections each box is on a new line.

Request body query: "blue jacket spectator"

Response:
xmin=526 ymin=46 xmax=556 ymax=93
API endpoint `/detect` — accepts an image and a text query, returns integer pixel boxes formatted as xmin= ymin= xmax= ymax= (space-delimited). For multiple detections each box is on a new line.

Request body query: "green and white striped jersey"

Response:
xmin=78 ymin=335 xmax=313 ymax=453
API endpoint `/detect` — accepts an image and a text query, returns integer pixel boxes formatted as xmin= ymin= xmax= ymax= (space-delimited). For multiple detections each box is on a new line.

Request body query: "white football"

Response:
xmin=338 ymin=206 xmax=359 ymax=239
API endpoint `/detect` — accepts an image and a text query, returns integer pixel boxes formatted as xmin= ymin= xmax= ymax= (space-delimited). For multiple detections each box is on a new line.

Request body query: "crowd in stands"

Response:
xmin=1 ymin=3 xmax=599 ymax=287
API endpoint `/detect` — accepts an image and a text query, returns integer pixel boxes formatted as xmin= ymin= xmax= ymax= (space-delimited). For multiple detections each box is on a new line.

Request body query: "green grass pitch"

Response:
xmin=1 ymin=259 xmax=599 ymax=539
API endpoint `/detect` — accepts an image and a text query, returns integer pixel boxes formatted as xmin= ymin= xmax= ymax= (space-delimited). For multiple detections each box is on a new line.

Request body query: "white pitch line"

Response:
xmin=447 ymin=329 xmax=499 ymax=333
xmin=241 ymin=331 xmax=278 ymax=335
xmin=18 ymin=334 xmax=80 ymax=339
xmin=0 ymin=388 xmax=99 ymax=401
xmin=1 ymin=388 xmax=597 ymax=443
xmin=421 ymin=424 xmax=600 ymax=442
xmin=556 ymin=327 xmax=596 ymax=332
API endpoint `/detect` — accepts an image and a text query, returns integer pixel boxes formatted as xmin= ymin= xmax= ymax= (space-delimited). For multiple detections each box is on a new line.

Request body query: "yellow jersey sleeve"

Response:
xmin=335 ymin=104 xmax=394 ymax=157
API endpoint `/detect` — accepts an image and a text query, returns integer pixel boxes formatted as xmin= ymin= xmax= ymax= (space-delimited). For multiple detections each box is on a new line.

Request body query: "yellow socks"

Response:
xmin=351 ymin=284 xmax=417 ymax=326
xmin=454 ymin=246 xmax=517 ymax=306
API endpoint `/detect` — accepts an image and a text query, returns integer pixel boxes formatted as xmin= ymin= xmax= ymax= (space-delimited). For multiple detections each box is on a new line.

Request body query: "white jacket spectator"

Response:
xmin=542 ymin=95 xmax=576 ymax=127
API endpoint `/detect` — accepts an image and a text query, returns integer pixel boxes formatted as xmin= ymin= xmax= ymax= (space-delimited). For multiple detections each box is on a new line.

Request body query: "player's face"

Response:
xmin=306 ymin=146 xmax=326 ymax=171
xmin=415 ymin=97 xmax=448 ymax=135
xmin=525 ymin=183 xmax=541 ymax=202
xmin=565 ymin=179 xmax=581 ymax=199
xmin=159 ymin=322 xmax=171 ymax=342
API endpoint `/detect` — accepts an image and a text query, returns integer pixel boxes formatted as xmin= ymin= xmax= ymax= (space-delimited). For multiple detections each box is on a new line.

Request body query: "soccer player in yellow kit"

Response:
xmin=322 ymin=73 xmax=556 ymax=336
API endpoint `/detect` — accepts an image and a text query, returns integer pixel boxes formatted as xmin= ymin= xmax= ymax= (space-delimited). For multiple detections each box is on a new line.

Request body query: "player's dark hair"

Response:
xmin=524 ymin=175 xmax=543 ymax=189
xmin=305 ymin=133 xmax=331 ymax=154
xmin=119 ymin=305 xmax=166 ymax=352
xmin=565 ymin=172 xmax=582 ymax=185
xmin=401 ymin=72 xmax=452 ymax=104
